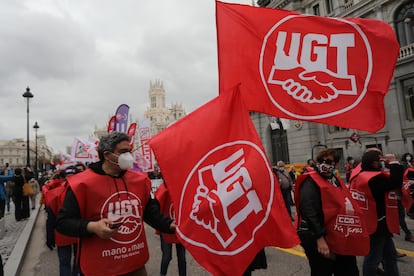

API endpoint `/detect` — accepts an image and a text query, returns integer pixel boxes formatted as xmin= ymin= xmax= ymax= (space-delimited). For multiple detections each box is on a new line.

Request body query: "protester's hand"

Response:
xmin=316 ymin=236 xmax=330 ymax=258
xmin=169 ymin=221 xmax=177 ymax=231
xmin=46 ymin=242 xmax=55 ymax=250
xmin=87 ymin=218 xmax=117 ymax=239
xmin=383 ymin=153 xmax=397 ymax=163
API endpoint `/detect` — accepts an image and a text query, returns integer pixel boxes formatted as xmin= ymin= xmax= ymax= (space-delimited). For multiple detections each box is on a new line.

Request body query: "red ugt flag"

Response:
xmin=149 ymin=87 xmax=299 ymax=276
xmin=216 ymin=1 xmax=400 ymax=133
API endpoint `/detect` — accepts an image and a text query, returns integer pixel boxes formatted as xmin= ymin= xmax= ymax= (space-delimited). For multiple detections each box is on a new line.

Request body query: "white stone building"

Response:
xmin=144 ymin=80 xmax=186 ymax=135
xmin=0 ymin=135 xmax=53 ymax=171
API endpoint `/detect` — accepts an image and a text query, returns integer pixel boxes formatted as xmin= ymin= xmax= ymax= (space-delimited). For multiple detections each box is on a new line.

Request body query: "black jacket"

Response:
xmin=56 ymin=161 xmax=173 ymax=238
xmin=297 ymin=176 xmax=327 ymax=239
xmin=366 ymin=163 xmax=404 ymax=219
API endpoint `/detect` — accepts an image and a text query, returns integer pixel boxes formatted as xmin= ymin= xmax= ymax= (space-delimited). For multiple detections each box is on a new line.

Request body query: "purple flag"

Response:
xmin=113 ymin=104 xmax=129 ymax=133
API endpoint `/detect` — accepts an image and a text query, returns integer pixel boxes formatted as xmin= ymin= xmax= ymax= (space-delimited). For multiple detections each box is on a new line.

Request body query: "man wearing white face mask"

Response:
xmin=57 ymin=132 xmax=176 ymax=276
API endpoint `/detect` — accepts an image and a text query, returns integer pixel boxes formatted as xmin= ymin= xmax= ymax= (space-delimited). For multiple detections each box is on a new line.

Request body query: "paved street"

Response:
xmin=2 ymin=202 xmax=414 ymax=276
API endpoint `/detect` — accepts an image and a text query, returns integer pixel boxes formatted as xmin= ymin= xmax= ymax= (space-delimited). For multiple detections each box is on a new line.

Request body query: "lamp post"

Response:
xmin=22 ymin=87 xmax=34 ymax=168
xmin=33 ymin=121 xmax=39 ymax=179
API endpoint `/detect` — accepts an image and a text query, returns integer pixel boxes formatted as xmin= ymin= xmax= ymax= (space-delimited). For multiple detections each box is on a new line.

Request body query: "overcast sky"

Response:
xmin=0 ymin=0 xmax=252 ymax=153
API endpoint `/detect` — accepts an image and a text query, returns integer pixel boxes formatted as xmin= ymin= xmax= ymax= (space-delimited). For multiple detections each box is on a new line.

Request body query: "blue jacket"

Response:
xmin=0 ymin=170 xmax=14 ymax=200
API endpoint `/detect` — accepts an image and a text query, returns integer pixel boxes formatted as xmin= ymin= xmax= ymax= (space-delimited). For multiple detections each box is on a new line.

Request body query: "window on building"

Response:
xmin=327 ymin=125 xmax=348 ymax=133
xmin=366 ymin=144 xmax=382 ymax=152
xmin=326 ymin=0 xmax=333 ymax=14
xmin=313 ymin=4 xmax=320 ymax=16
xmin=403 ymin=78 xmax=414 ymax=121
xmin=151 ymin=96 xmax=156 ymax=108
xmin=394 ymin=1 xmax=414 ymax=47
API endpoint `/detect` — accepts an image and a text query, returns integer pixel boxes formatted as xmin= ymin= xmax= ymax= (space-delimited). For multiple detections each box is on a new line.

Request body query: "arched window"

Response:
xmin=394 ymin=1 xmax=414 ymax=47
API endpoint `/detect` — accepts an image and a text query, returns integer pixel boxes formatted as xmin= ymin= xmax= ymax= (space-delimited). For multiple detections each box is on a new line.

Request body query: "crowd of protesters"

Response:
xmin=2 ymin=140 xmax=414 ymax=276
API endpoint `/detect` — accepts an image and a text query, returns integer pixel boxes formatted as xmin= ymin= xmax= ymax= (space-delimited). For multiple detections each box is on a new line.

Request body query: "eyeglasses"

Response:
xmin=322 ymin=159 xmax=335 ymax=165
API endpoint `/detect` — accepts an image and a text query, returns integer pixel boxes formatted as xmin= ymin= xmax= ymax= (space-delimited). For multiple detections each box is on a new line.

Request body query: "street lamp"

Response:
xmin=22 ymin=87 xmax=34 ymax=168
xmin=33 ymin=121 xmax=39 ymax=179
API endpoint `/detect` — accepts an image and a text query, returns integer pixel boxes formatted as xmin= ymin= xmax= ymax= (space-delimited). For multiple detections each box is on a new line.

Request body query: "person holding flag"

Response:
xmin=56 ymin=132 xmax=176 ymax=276
xmin=295 ymin=148 xmax=369 ymax=276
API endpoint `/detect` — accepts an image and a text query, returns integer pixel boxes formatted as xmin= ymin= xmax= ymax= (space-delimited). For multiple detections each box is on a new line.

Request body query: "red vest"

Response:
xmin=42 ymin=179 xmax=64 ymax=206
xmin=295 ymin=172 xmax=369 ymax=256
xmin=68 ymin=169 xmax=152 ymax=276
xmin=47 ymin=182 xmax=78 ymax=247
xmin=402 ymin=168 xmax=414 ymax=209
xmin=349 ymin=171 xmax=399 ymax=234
xmin=154 ymin=184 xmax=179 ymax=244
xmin=349 ymin=163 xmax=362 ymax=183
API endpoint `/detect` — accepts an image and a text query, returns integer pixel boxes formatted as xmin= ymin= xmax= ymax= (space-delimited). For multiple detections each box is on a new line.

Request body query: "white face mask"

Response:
xmin=406 ymin=156 xmax=412 ymax=162
xmin=111 ymin=152 xmax=134 ymax=170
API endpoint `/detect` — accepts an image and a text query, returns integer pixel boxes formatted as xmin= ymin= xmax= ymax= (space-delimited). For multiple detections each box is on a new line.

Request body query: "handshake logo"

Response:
xmin=268 ymin=31 xmax=357 ymax=103
xmin=260 ymin=15 xmax=371 ymax=117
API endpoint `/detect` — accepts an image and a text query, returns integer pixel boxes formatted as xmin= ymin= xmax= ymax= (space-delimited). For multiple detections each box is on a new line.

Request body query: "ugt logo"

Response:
xmin=260 ymin=15 xmax=372 ymax=119
xmin=101 ymin=191 xmax=144 ymax=244
xmin=177 ymin=141 xmax=274 ymax=255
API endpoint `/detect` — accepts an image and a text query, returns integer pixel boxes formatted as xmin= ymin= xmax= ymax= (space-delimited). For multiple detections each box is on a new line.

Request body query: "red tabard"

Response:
xmin=349 ymin=171 xmax=399 ymax=234
xmin=42 ymin=179 xmax=64 ymax=206
xmin=295 ymin=172 xmax=369 ymax=256
xmin=47 ymin=182 xmax=78 ymax=247
xmin=68 ymin=169 xmax=152 ymax=276
xmin=154 ymin=184 xmax=179 ymax=244
xmin=402 ymin=168 xmax=414 ymax=209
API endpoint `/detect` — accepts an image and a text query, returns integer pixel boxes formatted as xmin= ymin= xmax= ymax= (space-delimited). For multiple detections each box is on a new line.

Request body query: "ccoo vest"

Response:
xmin=68 ymin=169 xmax=152 ymax=276
xmin=349 ymin=170 xmax=399 ymax=234
xmin=295 ymin=171 xmax=369 ymax=256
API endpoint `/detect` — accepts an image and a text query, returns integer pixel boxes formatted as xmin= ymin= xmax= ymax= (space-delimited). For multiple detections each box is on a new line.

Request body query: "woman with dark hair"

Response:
xmin=13 ymin=168 xmax=30 ymax=221
xmin=401 ymin=152 xmax=413 ymax=169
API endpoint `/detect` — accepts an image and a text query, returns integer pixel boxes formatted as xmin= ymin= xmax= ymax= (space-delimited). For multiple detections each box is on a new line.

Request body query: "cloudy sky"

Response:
xmin=0 ymin=0 xmax=252 ymax=153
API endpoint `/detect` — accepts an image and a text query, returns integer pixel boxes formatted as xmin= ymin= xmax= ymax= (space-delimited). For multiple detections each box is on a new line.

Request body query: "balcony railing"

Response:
xmin=398 ymin=43 xmax=414 ymax=61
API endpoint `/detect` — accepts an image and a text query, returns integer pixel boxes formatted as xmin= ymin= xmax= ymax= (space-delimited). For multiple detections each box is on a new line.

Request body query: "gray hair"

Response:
xmin=98 ymin=132 xmax=130 ymax=160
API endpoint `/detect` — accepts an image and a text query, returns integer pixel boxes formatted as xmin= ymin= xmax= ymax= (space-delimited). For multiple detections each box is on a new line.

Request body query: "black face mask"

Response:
xmin=318 ymin=163 xmax=335 ymax=174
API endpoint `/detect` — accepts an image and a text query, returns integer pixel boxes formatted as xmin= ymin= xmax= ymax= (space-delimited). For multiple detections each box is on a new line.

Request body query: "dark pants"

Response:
xmin=398 ymin=199 xmax=411 ymax=236
xmin=58 ymin=245 xmax=72 ymax=276
xmin=363 ymin=221 xmax=399 ymax=276
xmin=160 ymin=235 xmax=186 ymax=276
xmin=281 ymin=188 xmax=292 ymax=217
xmin=0 ymin=199 xmax=5 ymax=219
xmin=14 ymin=195 xmax=30 ymax=221
xmin=299 ymin=232 xmax=359 ymax=276
xmin=0 ymin=254 xmax=3 ymax=276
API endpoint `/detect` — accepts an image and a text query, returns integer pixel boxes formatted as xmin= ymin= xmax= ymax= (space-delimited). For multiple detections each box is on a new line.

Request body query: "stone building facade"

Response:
xmin=144 ymin=80 xmax=186 ymax=135
xmin=254 ymin=0 xmax=414 ymax=172
xmin=0 ymin=135 xmax=53 ymax=171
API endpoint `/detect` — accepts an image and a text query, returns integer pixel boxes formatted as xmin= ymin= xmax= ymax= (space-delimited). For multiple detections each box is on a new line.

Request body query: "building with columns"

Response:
xmin=144 ymin=80 xmax=186 ymax=135
xmin=253 ymin=0 xmax=414 ymax=172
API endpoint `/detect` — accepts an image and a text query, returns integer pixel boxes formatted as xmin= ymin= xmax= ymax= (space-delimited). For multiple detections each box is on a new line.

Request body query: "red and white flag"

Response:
xmin=137 ymin=119 xmax=153 ymax=172
xmin=149 ymin=87 xmax=299 ymax=276
xmin=71 ymin=137 xmax=98 ymax=163
xmin=127 ymin=122 xmax=137 ymax=147
xmin=107 ymin=115 xmax=115 ymax=133
xmin=216 ymin=1 xmax=400 ymax=132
